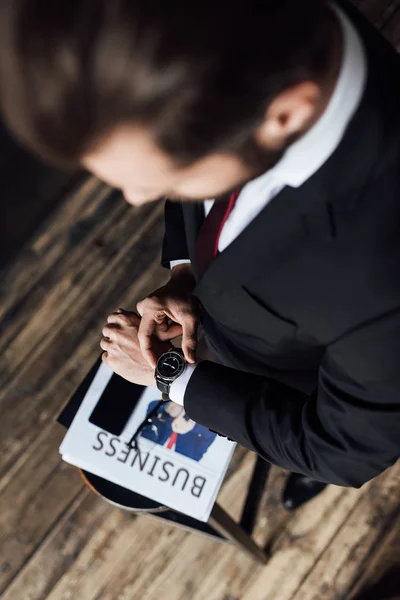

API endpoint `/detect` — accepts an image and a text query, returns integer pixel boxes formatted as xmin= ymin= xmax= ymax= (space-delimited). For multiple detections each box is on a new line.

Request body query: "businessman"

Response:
xmin=1 ymin=0 xmax=400 ymax=509
xmin=141 ymin=400 xmax=217 ymax=461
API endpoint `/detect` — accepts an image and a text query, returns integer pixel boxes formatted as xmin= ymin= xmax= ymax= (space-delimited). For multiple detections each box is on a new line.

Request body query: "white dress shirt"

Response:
xmin=169 ymin=3 xmax=367 ymax=405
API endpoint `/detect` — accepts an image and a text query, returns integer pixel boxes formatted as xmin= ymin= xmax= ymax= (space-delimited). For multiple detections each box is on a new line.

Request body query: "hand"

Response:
xmin=100 ymin=309 xmax=171 ymax=386
xmin=171 ymin=415 xmax=196 ymax=434
xmin=137 ymin=263 xmax=200 ymax=368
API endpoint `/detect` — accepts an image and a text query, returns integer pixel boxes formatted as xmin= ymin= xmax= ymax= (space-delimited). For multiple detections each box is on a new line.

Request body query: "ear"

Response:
xmin=255 ymin=81 xmax=321 ymax=150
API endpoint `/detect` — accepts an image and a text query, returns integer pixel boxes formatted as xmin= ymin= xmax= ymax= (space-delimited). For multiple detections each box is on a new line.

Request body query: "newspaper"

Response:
xmin=59 ymin=363 xmax=236 ymax=521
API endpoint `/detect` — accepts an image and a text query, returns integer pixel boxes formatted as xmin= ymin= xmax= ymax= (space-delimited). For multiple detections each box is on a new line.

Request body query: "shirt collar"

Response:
xmin=268 ymin=3 xmax=367 ymax=188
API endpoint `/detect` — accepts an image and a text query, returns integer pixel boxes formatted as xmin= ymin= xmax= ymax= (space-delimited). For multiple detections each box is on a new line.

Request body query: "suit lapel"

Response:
xmin=183 ymin=17 xmax=385 ymax=298
xmin=194 ymin=184 xmax=311 ymax=296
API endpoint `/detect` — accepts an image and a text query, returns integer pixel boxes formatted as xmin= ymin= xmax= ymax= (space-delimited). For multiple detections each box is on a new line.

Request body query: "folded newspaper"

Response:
xmin=59 ymin=363 xmax=236 ymax=521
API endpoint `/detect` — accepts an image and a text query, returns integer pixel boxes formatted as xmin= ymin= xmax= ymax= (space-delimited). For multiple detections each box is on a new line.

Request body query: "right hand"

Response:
xmin=137 ymin=263 xmax=200 ymax=368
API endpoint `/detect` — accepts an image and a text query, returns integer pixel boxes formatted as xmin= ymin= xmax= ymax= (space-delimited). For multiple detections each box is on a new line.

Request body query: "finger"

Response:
xmin=136 ymin=299 xmax=144 ymax=317
xmin=107 ymin=312 xmax=128 ymax=325
xmin=102 ymin=324 xmax=120 ymax=339
xmin=157 ymin=319 xmax=169 ymax=332
xmin=156 ymin=323 xmax=183 ymax=341
xmin=181 ymin=316 xmax=198 ymax=363
xmin=107 ymin=312 xmax=140 ymax=327
xmin=137 ymin=314 xmax=158 ymax=368
xmin=137 ymin=297 xmax=166 ymax=324
xmin=100 ymin=337 xmax=112 ymax=351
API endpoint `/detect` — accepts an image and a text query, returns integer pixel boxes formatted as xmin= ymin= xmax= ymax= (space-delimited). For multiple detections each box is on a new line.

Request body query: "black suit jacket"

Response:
xmin=161 ymin=2 xmax=400 ymax=487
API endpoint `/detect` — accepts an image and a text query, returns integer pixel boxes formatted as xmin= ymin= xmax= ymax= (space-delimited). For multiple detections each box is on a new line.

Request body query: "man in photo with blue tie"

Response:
xmin=1 ymin=0 xmax=400 ymax=510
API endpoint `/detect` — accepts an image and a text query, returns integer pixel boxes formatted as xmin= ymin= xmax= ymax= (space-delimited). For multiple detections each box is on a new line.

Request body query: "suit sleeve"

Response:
xmin=183 ymin=309 xmax=400 ymax=487
xmin=190 ymin=426 xmax=218 ymax=461
xmin=161 ymin=200 xmax=190 ymax=268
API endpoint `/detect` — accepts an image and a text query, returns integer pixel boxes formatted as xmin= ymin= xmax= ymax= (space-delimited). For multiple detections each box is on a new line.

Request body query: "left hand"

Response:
xmin=100 ymin=308 xmax=171 ymax=386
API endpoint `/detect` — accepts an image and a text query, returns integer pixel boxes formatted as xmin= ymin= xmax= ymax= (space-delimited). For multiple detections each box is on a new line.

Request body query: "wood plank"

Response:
xmin=348 ymin=509 xmax=400 ymax=599
xmin=3 ymin=451 xmax=252 ymax=600
xmin=0 ymin=204 xmax=167 ymax=480
xmin=0 ymin=175 xmax=169 ymax=591
xmin=70 ymin=460 xmax=339 ymax=600
xmin=0 ymin=258 xmax=165 ymax=485
xmin=0 ymin=429 xmax=256 ymax=598
xmin=48 ymin=453 xmax=260 ymax=600
xmin=106 ymin=462 xmax=345 ymax=600
xmin=1 ymin=492 xmax=112 ymax=600
xmin=349 ymin=515 xmax=400 ymax=600
xmin=291 ymin=462 xmax=400 ymax=600
xmin=238 ymin=478 xmax=386 ymax=600
xmin=0 ymin=203 xmax=163 ymax=396
xmin=0 ymin=184 xmax=157 ymax=388
xmin=0 ymin=176 xmax=107 ymax=326
xmin=0 ymin=426 xmax=84 ymax=594
xmin=0 ymin=252 xmax=165 ymax=484
xmin=251 ymin=466 xmax=296 ymax=550
xmin=44 ymin=510 xmax=191 ymax=600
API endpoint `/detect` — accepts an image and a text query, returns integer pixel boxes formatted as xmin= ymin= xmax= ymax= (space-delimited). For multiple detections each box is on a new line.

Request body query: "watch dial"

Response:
xmin=157 ymin=353 xmax=184 ymax=379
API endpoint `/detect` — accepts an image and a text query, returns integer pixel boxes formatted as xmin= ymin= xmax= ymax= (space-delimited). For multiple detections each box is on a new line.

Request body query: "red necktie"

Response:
xmin=196 ymin=190 xmax=240 ymax=277
xmin=166 ymin=431 xmax=177 ymax=449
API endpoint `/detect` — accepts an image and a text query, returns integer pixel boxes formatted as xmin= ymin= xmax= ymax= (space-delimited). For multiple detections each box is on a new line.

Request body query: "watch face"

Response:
xmin=156 ymin=351 xmax=185 ymax=380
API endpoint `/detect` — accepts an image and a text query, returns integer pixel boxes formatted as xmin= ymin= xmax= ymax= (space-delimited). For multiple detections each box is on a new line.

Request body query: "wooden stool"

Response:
xmin=61 ymin=346 xmax=271 ymax=564
xmin=78 ymin=454 xmax=270 ymax=564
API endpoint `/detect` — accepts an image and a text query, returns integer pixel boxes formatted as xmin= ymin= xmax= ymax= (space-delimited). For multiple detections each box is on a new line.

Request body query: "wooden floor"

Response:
xmin=1 ymin=2 xmax=400 ymax=599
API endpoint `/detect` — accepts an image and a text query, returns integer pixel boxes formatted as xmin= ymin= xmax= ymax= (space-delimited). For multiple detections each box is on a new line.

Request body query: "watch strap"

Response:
xmin=156 ymin=378 xmax=170 ymax=395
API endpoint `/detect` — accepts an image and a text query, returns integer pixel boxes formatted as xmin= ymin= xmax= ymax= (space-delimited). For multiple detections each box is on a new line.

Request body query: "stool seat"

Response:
xmin=80 ymin=469 xmax=168 ymax=513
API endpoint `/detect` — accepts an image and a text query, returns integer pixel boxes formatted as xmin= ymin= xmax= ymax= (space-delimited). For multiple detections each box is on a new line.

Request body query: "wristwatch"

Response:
xmin=155 ymin=347 xmax=186 ymax=397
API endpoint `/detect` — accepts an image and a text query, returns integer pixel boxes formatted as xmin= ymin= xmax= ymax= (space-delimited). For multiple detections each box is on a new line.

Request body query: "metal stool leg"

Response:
xmin=209 ymin=503 xmax=269 ymax=564
xmin=240 ymin=456 xmax=271 ymax=534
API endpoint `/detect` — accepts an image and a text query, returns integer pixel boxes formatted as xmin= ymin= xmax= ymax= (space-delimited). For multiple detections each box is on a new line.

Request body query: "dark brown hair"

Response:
xmin=0 ymin=0 xmax=335 ymax=166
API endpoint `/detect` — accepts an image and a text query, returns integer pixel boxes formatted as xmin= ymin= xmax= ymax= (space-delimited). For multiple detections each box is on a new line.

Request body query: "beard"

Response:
xmin=210 ymin=136 xmax=293 ymax=203
xmin=166 ymin=132 xmax=298 ymax=204
xmin=237 ymin=132 xmax=300 ymax=179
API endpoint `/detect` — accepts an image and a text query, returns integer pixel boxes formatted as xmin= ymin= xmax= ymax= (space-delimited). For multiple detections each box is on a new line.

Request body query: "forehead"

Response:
xmin=82 ymin=125 xmax=179 ymax=190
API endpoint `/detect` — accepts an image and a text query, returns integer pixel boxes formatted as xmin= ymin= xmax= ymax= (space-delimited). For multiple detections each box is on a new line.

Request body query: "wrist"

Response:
xmin=169 ymin=264 xmax=196 ymax=294
xmin=170 ymin=262 xmax=194 ymax=282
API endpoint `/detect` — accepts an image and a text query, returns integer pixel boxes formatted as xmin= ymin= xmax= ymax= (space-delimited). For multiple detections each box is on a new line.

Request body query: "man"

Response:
xmin=1 ymin=0 xmax=400 ymax=510
xmin=141 ymin=400 xmax=217 ymax=461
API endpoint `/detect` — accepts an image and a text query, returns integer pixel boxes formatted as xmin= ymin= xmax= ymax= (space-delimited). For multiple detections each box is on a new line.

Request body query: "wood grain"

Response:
xmin=292 ymin=463 xmax=400 ymax=600
xmin=1 ymin=492 xmax=111 ymax=600
xmin=0 ymin=427 xmax=84 ymax=594
xmin=0 ymin=189 xmax=167 ymax=480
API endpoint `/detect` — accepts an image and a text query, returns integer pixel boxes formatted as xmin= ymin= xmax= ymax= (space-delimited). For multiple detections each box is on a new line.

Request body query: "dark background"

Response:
xmin=0 ymin=120 xmax=76 ymax=270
